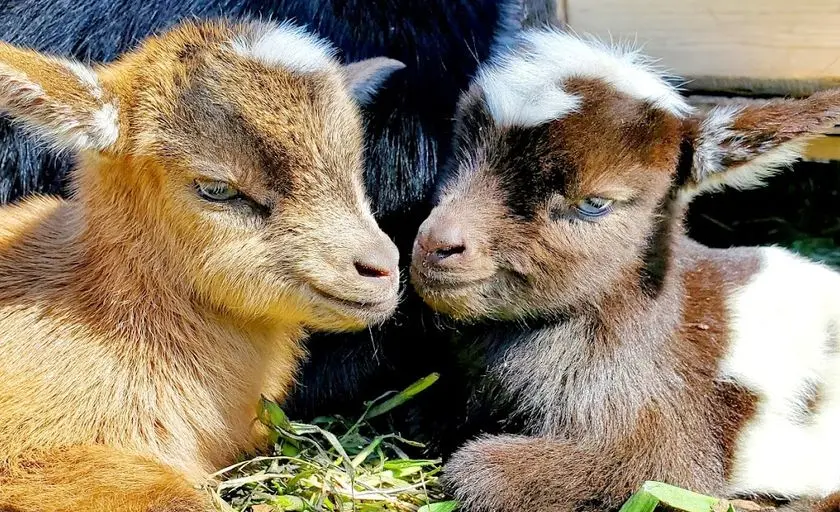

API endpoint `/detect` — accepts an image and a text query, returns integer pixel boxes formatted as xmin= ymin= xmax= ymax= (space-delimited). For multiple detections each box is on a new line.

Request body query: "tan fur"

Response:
xmin=0 ymin=19 xmax=400 ymax=511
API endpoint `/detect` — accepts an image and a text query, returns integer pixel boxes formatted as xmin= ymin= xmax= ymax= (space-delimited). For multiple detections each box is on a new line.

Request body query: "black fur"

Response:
xmin=0 ymin=0 xmax=526 ymax=431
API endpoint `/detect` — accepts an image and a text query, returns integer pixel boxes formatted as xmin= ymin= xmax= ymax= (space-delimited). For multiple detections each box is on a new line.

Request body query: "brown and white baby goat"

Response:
xmin=0 ymin=19 xmax=402 ymax=512
xmin=411 ymin=29 xmax=840 ymax=512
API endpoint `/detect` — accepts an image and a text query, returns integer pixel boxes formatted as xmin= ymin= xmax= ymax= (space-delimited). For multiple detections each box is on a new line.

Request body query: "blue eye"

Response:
xmin=196 ymin=180 xmax=240 ymax=202
xmin=573 ymin=197 xmax=613 ymax=220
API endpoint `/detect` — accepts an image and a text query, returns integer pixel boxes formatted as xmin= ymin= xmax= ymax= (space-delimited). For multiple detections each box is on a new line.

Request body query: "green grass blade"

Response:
xmin=258 ymin=396 xmax=293 ymax=432
xmin=619 ymin=487 xmax=660 ymax=512
xmin=418 ymin=501 xmax=459 ymax=512
xmin=214 ymin=388 xmax=446 ymax=512
xmin=382 ymin=459 xmax=440 ymax=470
xmin=365 ymin=373 xmax=440 ymax=419
xmin=641 ymin=482 xmax=719 ymax=512
xmin=270 ymin=495 xmax=306 ymax=511
xmin=350 ymin=435 xmax=386 ymax=468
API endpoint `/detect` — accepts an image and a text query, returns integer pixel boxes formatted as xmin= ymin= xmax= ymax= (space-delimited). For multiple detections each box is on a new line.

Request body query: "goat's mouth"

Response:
xmin=307 ymin=284 xmax=399 ymax=321
xmin=410 ymin=265 xmax=492 ymax=298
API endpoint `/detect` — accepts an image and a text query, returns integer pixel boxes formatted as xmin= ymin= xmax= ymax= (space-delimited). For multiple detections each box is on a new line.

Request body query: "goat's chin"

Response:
xmin=298 ymin=283 xmax=398 ymax=332
xmin=412 ymin=271 xmax=536 ymax=324
xmin=412 ymin=278 xmax=494 ymax=322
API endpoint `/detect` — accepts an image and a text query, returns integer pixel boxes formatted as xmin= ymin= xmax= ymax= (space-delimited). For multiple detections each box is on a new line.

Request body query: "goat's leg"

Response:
xmin=0 ymin=445 xmax=213 ymax=512
xmin=444 ymin=434 xmax=651 ymax=512
xmin=771 ymin=493 xmax=840 ymax=512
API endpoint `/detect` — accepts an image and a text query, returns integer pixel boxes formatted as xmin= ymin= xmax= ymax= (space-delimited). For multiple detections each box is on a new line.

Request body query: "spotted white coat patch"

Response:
xmin=474 ymin=28 xmax=692 ymax=128
xmin=721 ymin=246 xmax=840 ymax=497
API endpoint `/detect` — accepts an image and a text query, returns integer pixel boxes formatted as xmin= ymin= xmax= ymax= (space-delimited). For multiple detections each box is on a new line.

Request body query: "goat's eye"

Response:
xmin=573 ymin=197 xmax=613 ymax=220
xmin=195 ymin=180 xmax=240 ymax=202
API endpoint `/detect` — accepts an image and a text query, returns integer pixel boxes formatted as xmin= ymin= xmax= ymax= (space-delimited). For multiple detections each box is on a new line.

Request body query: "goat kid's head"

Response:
xmin=410 ymin=29 xmax=840 ymax=321
xmin=0 ymin=19 xmax=405 ymax=330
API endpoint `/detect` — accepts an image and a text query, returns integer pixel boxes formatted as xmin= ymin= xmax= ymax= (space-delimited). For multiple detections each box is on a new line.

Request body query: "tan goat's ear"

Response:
xmin=342 ymin=57 xmax=405 ymax=105
xmin=678 ymin=89 xmax=840 ymax=202
xmin=0 ymin=42 xmax=119 ymax=153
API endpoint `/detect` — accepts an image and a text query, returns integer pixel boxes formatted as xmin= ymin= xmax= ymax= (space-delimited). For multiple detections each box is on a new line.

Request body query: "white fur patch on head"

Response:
xmin=475 ymin=28 xmax=692 ymax=128
xmin=231 ymin=21 xmax=338 ymax=74
xmin=721 ymin=247 xmax=840 ymax=497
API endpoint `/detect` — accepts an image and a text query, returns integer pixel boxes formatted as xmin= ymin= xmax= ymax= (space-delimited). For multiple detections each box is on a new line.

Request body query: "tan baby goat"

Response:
xmin=0 ymin=18 xmax=403 ymax=512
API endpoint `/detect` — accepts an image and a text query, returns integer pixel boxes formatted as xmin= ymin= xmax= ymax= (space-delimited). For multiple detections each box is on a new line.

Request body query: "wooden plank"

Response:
xmin=683 ymin=77 xmax=840 ymax=97
xmin=804 ymin=136 xmax=840 ymax=162
xmin=557 ymin=0 xmax=567 ymax=26
xmin=523 ymin=0 xmax=565 ymax=27
xmin=565 ymin=0 xmax=840 ymax=80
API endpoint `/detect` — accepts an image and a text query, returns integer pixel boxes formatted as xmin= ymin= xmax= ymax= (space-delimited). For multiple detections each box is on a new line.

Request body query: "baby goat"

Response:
xmin=411 ymin=29 xmax=840 ymax=512
xmin=0 ymin=19 xmax=402 ymax=512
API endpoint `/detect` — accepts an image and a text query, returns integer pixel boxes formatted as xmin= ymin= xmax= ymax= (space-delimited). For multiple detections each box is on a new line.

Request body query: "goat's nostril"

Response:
xmin=417 ymin=221 xmax=468 ymax=265
xmin=354 ymin=261 xmax=392 ymax=279
xmin=433 ymin=244 xmax=466 ymax=260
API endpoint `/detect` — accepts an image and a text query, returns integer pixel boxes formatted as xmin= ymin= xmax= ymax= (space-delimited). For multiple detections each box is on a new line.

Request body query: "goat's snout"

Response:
xmin=353 ymin=237 xmax=399 ymax=284
xmin=414 ymin=216 xmax=470 ymax=268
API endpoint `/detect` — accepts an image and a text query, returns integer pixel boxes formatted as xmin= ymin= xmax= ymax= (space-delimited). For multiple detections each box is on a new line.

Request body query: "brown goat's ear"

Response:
xmin=678 ymin=89 xmax=840 ymax=202
xmin=342 ymin=57 xmax=405 ymax=105
xmin=0 ymin=42 xmax=119 ymax=153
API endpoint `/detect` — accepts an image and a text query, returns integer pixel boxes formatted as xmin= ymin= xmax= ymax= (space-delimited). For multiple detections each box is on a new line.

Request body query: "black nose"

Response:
xmin=416 ymin=221 xmax=468 ymax=267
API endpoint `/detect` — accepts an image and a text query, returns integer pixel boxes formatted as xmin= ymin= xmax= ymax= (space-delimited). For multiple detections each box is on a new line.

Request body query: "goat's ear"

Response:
xmin=342 ymin=57 xmax=405 ymax=105
xmin=678 ymin=89 xmax=840 ymax=202
xmin=0 ymin=42 xmax=119 ymax=153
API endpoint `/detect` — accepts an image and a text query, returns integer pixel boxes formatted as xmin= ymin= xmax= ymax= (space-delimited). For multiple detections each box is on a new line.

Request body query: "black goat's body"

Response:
xmin=0 ymin=0 xmax=528 ymax=428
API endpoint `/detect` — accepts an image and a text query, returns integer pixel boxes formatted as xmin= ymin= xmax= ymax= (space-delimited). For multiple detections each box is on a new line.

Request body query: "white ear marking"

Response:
xmin=475 ymin=28 xmax=693 ymax=128
xmin=62 ymin=59 xmax=119 ymax=150
xmin=62 ymin=59 xmax=103 ymax=100
xmin=230 ymin=21 xmax=337 ymax=74
xmin=678 ymin=104 xmax=809 ymax=203
xmin=342 ymin=57 xmax=404 ymax=105
xmin=0 ymin=62 xmax=45 ymax=107
xmin=0 ymin=60 xmax=119 ymax=153
xmin=91 ymin=102 xmax=119 ymax=149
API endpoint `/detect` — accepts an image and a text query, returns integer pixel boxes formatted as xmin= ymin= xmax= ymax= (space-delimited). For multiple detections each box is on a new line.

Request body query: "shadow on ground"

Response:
xmin=688 ymin=160 xmax=840 ymax=267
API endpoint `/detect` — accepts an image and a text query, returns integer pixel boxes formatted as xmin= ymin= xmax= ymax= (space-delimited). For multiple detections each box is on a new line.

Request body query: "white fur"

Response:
xmin=61 ymin=59 xmax=103 ymax=100
xmin=691 ymin=106 xmax=741 ymax=185
xmin=231 ymin=21 xmax=337 ymax=74
xmin=62 ymin=60 xmax=120 ymax=149
xmin=679 ymin=106 xmax=807 ymax=203
xmin=475 ymin=28 xmax=692 ymax=128
xmin=90 ymin=102 xmax=119 ymax=149
xmin=721 ymin=247 xmax=840 ymax=497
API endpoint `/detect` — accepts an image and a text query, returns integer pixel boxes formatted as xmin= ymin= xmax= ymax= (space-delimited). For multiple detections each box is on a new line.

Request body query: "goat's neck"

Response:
xmin=468 ymin=229 xmax=688 ymax=436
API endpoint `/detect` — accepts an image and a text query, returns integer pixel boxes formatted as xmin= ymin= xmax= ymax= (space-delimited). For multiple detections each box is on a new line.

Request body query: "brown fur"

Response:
xmin=0 ymin=19 xmax=400 ymax=511
xmin=412 ymin=49 xmax=840 ymax=511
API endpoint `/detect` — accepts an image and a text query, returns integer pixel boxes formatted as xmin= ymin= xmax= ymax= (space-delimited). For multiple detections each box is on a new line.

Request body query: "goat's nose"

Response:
xmin=353 ymin=238 xmax=399 ymax=281
xmin=416 ymin=222 xmax=468 ymax=267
